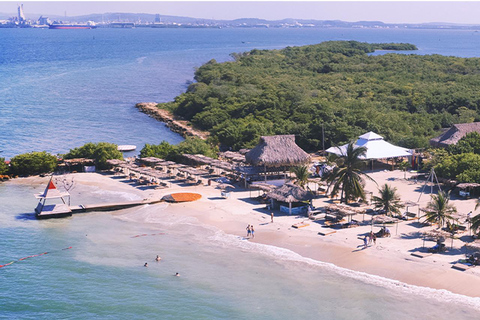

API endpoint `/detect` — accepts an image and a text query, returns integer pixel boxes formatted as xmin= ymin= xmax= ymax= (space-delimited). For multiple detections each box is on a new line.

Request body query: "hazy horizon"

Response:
xmin=1 ymin=1 xmax=480 ymax=25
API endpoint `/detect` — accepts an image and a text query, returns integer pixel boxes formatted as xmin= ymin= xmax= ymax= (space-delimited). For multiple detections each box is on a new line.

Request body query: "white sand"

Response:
xmin=18 ymin=170 xmax=480 ymax=297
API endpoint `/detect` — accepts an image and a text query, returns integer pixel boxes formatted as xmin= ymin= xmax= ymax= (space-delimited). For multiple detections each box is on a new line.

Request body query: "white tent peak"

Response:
xmin=358 ymin=131 xmax=383 ymax=141
xmin=326 ymin=132 xmax=412 ymax=160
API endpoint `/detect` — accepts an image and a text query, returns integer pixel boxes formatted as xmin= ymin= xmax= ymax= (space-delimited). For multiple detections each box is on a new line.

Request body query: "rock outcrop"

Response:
xmin=135 ymin=103 xmax=208 ymax=140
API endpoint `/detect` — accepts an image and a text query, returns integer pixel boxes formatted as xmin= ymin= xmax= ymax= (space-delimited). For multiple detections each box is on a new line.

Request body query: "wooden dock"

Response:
xmin=69 ymin=199 xmax=164 ymax=213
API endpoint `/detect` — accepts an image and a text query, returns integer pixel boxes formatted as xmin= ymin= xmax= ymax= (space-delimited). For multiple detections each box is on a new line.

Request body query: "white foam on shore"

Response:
xmin=109 ymin=203 xmax=480 ymax=311
xmin=207 ymin=229 xmax=480 ymax=311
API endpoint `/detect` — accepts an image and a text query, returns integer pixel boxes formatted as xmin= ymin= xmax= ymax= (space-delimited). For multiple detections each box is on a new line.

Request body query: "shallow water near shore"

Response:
xmin=1 ymin=180 xmax=479 ymax=319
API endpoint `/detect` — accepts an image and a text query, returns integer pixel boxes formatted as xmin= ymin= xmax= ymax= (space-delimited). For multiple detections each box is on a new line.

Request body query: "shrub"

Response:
xmin=9 ymin=152 xmax=57 ymax=176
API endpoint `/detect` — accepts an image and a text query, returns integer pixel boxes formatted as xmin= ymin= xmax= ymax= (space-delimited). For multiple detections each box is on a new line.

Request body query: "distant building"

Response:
xmin=18 ymin=4 xmax=26 ymax=23
xmin=38 ymin=16 xmax=50 ymax=25
xmin=430 ymin=122 xmax=480 ymax=148
xmin=155 ymin=14 xmax=161 ymax=23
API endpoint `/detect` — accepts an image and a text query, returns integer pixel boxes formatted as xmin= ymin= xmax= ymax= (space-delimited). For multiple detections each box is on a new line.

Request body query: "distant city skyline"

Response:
xmin=1 ymin=1 xmax=480 ymax=25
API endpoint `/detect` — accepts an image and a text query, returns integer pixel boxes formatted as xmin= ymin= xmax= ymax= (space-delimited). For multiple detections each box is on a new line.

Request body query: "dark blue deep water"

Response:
xmin=2 ymin=27 xmax=480 ymax=158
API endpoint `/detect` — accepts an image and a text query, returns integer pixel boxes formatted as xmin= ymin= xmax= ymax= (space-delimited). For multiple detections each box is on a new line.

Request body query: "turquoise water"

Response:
xmin=3 ymin=27 xmax=480 ymax=318
xmin=2 ymin=28 xmax=480 ymax=158
xmin=1 ymin=178 xmax=479 ymax=319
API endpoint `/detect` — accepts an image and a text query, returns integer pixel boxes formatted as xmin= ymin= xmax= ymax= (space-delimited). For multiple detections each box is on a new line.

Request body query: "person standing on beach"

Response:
xmin=363 ymin=236 xmax=368 ymax=249
xmin=251 ymin=225 xmax=255 ymax=238
xmin=246 ymin=225 xmax=251 ymax=238
xmin=372 ymin=233 xmax=377 ymax=245
xmin=271 ymin=211 xmax=274 ymax=223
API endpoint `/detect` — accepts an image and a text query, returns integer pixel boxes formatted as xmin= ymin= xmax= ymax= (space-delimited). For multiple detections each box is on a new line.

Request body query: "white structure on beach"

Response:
xmin=326 ymin=132 xmax=412 ymax=160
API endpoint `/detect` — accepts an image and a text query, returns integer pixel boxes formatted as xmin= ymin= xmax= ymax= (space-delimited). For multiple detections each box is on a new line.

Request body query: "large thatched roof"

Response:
xmin=267 ymin=183 xmax=313 ymax=203
xmin=245 ymin=135 xmax=310 ymax=167
xmin=430 ymin=122 xmax=480 ymax=148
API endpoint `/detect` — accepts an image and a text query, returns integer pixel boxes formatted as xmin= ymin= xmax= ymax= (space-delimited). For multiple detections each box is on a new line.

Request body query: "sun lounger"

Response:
xmin=405 ymin=212 xmax=418 ymax=220
xmin=411 ymin=252 xmax=433 ymax=258
xmin=292 ymin=222 xmax=310 ymax=229
xmin=452 ymin=263 xmax=472 ymax=271
xmin=318 ymin=230 xmax=336 ymax=236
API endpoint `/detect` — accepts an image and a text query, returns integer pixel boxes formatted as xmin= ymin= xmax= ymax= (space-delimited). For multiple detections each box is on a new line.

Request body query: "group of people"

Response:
xmin=246 ymin=225 xmax=255 ymax=238
xmin=143 ymin=255 xmax=180 ymax=276
xmin=363 ymin=231 xmax=377 ymax=248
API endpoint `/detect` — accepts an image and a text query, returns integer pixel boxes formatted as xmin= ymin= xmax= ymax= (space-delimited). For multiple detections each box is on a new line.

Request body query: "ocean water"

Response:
xmin=2 ymin=28 xmax=480 ymax=158
xmin=3 ymin=27 xmax=480 ymax=319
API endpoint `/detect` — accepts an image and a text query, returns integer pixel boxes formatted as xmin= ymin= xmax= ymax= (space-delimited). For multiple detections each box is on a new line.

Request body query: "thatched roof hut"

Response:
xmin=245 ymin=135 xmax=310 ymax=167
xmin=430 ymin=122 xmax=480 ymax=148
xmin=267 ymin=183 xmax=313 ymax=203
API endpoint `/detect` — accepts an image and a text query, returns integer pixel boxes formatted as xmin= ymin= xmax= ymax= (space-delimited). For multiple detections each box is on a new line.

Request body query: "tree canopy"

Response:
xmin=64 ymin=142 xmax=123 ymax=170
xmin=9 ymin=151 xmax=57 ymax=176
xmin=140 ymin=137 xmax=218 ymax=161
xmin=158 ymin=40 xmax=480 ymax=151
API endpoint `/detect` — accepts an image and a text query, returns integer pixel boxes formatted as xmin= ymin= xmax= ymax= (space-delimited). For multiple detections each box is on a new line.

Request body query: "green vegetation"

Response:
xmin=0 ymin=158 xmax=9 ymax=176
xmin=9 ymin=151 xmax=57 ymax=176
xmin=422 ymin=191 xmax=456 ymax=229
xmin=372 ymin=184 xmax=404 ymax=216
xmin=429 ymin=133 xmax=480 ymax=183
xmin=64 ymin=142 xmax=123 ymax=170
xmin=326 ymin=142 xmax=376 ymax=204
xmin=158 ymin=40 xmax=480 ymax=151
xmin=140 ymin=137 xmax=218 ymax=161
xmin=289 ymin=165 xmax=310 ymax=189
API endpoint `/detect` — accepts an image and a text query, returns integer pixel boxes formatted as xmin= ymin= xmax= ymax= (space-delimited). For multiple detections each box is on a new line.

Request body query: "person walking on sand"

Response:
xmin=251 ymin=225 xmax=255 ymax=238
xmin=271 ymin=211 xmax=274 ymax=223
xmin=372 ymin=233 xmax=377 ymax=245
xmin=363 ymin=236 xmax=368 ymax=249
xmin=368 ymin=231 xmax=374 ymax=245
xmin=246 ymin=225 xmax=251 ymax=238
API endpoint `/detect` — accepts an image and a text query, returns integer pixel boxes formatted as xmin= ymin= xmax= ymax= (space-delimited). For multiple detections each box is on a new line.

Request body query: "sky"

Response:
xmin=1 ymin=1 xmax=480 ymax=25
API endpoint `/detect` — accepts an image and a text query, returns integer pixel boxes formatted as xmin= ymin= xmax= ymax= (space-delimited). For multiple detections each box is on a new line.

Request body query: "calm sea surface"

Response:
xmin=2 ymin=28 xmax=480 ymax=319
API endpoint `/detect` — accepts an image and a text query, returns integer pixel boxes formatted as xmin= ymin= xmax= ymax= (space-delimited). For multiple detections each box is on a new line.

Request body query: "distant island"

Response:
xmin=3 ymin=5 xmax=480 ymax=29
xmin=151 ymin=40 xmax=480 ymax=151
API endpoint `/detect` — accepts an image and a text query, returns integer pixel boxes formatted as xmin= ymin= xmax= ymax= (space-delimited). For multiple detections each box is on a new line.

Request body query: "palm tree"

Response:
xmin=470 ymin=198 xmax=480 ymax=235
xmin=290 ymin=165 xmax=310 ymax=189
xmin=372 ymin=184 xmax=404 ymax=216
xmin=327 ymin=142 xmax=376 ymax=204
xmin=422 ymin=191 xmax=456 ymax=229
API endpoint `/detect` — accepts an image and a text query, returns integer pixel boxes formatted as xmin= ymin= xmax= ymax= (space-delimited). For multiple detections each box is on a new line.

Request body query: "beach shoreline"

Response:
xmin=14 ymin=170 xmax=480 ymax=299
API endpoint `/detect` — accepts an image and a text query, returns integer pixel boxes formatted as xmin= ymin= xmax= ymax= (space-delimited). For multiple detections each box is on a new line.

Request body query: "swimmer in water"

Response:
xmin=155 ymin=255 xmax=161 ymax=262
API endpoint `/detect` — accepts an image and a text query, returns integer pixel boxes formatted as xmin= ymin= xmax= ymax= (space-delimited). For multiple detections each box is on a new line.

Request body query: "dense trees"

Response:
xmin=9 ymin=152 xmax=57 ymax=176
xmin=0 ymin=158 xmax=8 ymax=176
xmin=157 ymin=41 xmax=480 ymax=151
xmin=64 ymin=142 xmax=123 ymax=170
xmin=140 ymin=137 xmax=218 ymax=161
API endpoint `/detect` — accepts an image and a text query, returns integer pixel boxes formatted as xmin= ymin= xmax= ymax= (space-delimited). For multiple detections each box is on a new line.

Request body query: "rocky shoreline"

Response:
xmin=135 ymin=103 xmax=209 ymax=140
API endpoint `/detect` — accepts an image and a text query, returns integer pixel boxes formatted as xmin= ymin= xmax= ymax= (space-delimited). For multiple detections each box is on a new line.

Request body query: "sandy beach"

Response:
xmin=18 ymin=169 xmax=480 ymax=298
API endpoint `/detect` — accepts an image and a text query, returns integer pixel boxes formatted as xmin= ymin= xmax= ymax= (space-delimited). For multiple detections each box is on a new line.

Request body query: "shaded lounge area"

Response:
xmin=267 ymin=182 xmax=314 ymax=215
xmin=244 ymin=135 xmax=311 ymax=182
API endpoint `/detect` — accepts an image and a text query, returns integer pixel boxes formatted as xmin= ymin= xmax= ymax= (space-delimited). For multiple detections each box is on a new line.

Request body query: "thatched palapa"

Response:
xmin=430 ymin=122 xmax=480 ymax=148
xmin=245 ymin=135 xmax=310 ymax=167
xmin=267 ymin=183 xmax=313 ymax=203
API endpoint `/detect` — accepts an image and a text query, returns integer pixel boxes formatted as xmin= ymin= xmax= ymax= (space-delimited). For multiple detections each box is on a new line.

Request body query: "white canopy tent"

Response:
xmin=326 ymin=132 xmax=412 ymax=160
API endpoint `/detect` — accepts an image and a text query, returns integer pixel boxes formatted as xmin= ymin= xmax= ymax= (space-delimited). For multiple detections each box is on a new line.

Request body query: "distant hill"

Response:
xmin=2 ymin=9 xmax=480 ymax=29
